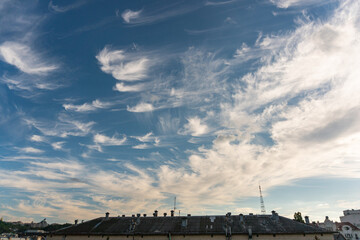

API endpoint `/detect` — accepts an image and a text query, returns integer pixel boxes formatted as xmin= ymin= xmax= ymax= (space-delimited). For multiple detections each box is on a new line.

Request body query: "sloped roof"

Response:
xmin=53 ymin=213 xmax=334 ymax=236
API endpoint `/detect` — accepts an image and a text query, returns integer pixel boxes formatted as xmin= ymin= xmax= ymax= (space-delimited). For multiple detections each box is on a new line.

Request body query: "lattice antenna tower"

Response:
xmin=259 ymin=185 xmax=266 ymax=214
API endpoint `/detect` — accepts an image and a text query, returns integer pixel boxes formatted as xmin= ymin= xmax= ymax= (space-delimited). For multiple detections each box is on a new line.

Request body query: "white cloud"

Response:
xmin=30 ymin=135 xmax=45 ymax=142
xmin=131 ymin=132 xmax=160 ymax=147
xmin=96 ymin=46 xmax=150 ymax=81
xmin=127 ymin=102 xmax=154 ymax=112
xmin=25 ymin=115 xmax=95 ymax=138
xmin=19 ymin=147 xmax=44 ymax=154
xmin=133 ymin=132 xmax=154 ymax=142
xmin=94 ymin=133 xmax=126 ymax=146
xmin=63 ymin=99 xmax=112 ymax=112
xmin=0 ymin=42 xmax=57 ymax=75
xmin=51 ymin=141 xmax=65 ymax=150
xmin=132 ymin=144 xmax=151 ymax=149
xmin=113 ymin=82 xmax=145 ymax=92
xmin=180 ymin=117 xmax=209 ymax=136
xmin=121 ymin=9 xmax=142 ymax=23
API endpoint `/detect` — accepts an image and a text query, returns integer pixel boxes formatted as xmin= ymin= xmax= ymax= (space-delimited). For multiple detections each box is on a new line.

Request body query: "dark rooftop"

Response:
xmin=53 ymin=212 xmax=334 ymax=236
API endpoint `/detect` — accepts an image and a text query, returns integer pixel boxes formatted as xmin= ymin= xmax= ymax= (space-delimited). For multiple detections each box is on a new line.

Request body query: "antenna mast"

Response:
xmin=259 ymin=185 xmax=266 ymax=214
xmin=174 ymin=196 xmax=176 ymax=212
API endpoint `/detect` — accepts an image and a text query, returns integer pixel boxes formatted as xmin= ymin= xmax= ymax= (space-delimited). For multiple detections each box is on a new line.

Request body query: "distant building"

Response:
xmin=49 ymin=211 xmax=334 ymax=240
xmin=340 ymin=210 xmax=360 ymax=228
xmin=318 ymin=216 xmax=337 ymax=231
xmin=335 ymin=222 xmax=360 ymax=240
xmin=29 ymin=219 xmax=48 ymax=229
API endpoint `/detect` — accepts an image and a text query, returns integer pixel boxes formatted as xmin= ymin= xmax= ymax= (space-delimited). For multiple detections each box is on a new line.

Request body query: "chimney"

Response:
xmin=271 ymin=210 xmax=279 ymax=221
xmin=74 ymin=219 xmax=78 ymax=225
xmin=132 ymin=214 xmax=135 ymax=217
xmin=163 ymin=213 xmax=167 ymax=217
xmin=171 ymin=210 xmax=174 ymax=217
xmin=154 ymin=210 xmax=158 ymax=217
xmin=249 ymin=213 xmax=253 ymax=215
xmin=326 ymin=216 xmax=329 ymax=220
xmin=137 ymin=214 xmax=141 ymax=218
xmin=122 ymin=215 xmax=125 ymax=217
xmin=187 ymin=214 xmax=191 ymax=217
xmin=105 ymin=212 xmax=109 ymax=220
xmin=81 ymin=220 xmax=84 ymax=223
xmin=143 ymin=214 xmax=147 ymax=217
xmin=239 ymin=214 xmax=244 ymax=224
xmin=305 ymin=216 xmax=310 ymax=224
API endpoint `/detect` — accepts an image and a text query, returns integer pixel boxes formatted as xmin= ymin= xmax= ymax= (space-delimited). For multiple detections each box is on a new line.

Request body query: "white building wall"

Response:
xmin=340 ymin=210 xmax=360 ymax=228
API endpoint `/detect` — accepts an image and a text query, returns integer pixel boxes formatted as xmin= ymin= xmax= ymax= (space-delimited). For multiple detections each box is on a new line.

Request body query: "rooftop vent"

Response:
xmin=132 ymin=214 xmax=135 ymax=217
xmin=122 ymin=215 xmax=125 ymax=217
xmin=154 ymin=210 xmax=158 ymax=217
xmin=171 ymin=210 xmax=174 ymax=217
xmin=249 ymin=213 xmax=253 ymax=215
xmin=163 ymin=213 xmax=167 ymax=217
xmin=187 ymin=214 xmax=191 ymax=217
xmin=143 ymin=214 xmax=147 ymax=217
xmin=74 ymin=219 xmax=78 ymax=225
xmin=137 ymin=214 xmax=141 ymax=218
xmin=105 ymin=212 xmax=109 ymax=220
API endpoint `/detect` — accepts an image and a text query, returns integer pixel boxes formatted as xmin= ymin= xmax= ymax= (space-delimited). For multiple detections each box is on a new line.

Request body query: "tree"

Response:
xmin=294 ymin=212 xmax=305 ymax=223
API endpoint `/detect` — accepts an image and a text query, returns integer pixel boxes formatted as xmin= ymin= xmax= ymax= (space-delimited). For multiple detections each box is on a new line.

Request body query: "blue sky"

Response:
xmin=0 ymin=0 xmax=360 ymax=223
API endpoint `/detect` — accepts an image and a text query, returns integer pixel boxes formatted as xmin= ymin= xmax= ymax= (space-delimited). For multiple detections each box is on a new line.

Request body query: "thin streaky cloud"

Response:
xmin=205 ymin=0 xmax=237 ymax=6
xmin=121 ymin=2 xmax=203 ymax=26
xmin=48 ymin=0 xmax=86 ymax=13
xmin=18 ymin=147 xmax=44 ymax=154
xmin=270 ymin=0 xmax=335 ymax=8
xmin=63 ymin=99 xmax=113 ymax=112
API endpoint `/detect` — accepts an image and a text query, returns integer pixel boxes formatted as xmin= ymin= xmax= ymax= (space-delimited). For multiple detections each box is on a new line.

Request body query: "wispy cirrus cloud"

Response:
xmin=126 ymin=102 xmax=154 ymax=112
xmin=0 ymin=42 xmax=58 ymax=75
xmin=270 ymin=0 xmax=335 ymax=8
xmin=205 ymin=0 xmax=237 ymax=6
xmin=30 ymin=135 xmax=45 ymax=142
xmin=121 ymin=9 xmax=142 ymax=23
xmin=96 ymin=46 xmax=150 ymax=81
xmin=18 ymin=147 xmax=44 ymax=154
xmin=25 ymin=114 xmax=95 ymax=138
xmin=93 ymin=133 xmax=126 ymax=146
xmin=63 ymin=99 xmax=113 ymax=112
xmin=120 ymin=2 xmax=203 ymax=26
xmin=131 ymin=132 xmax=160 ymax=148
xmin=113 ymin=82 xmax=145 ymax=92
xmin=48 ymin=0 xmax=86 ymax=13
